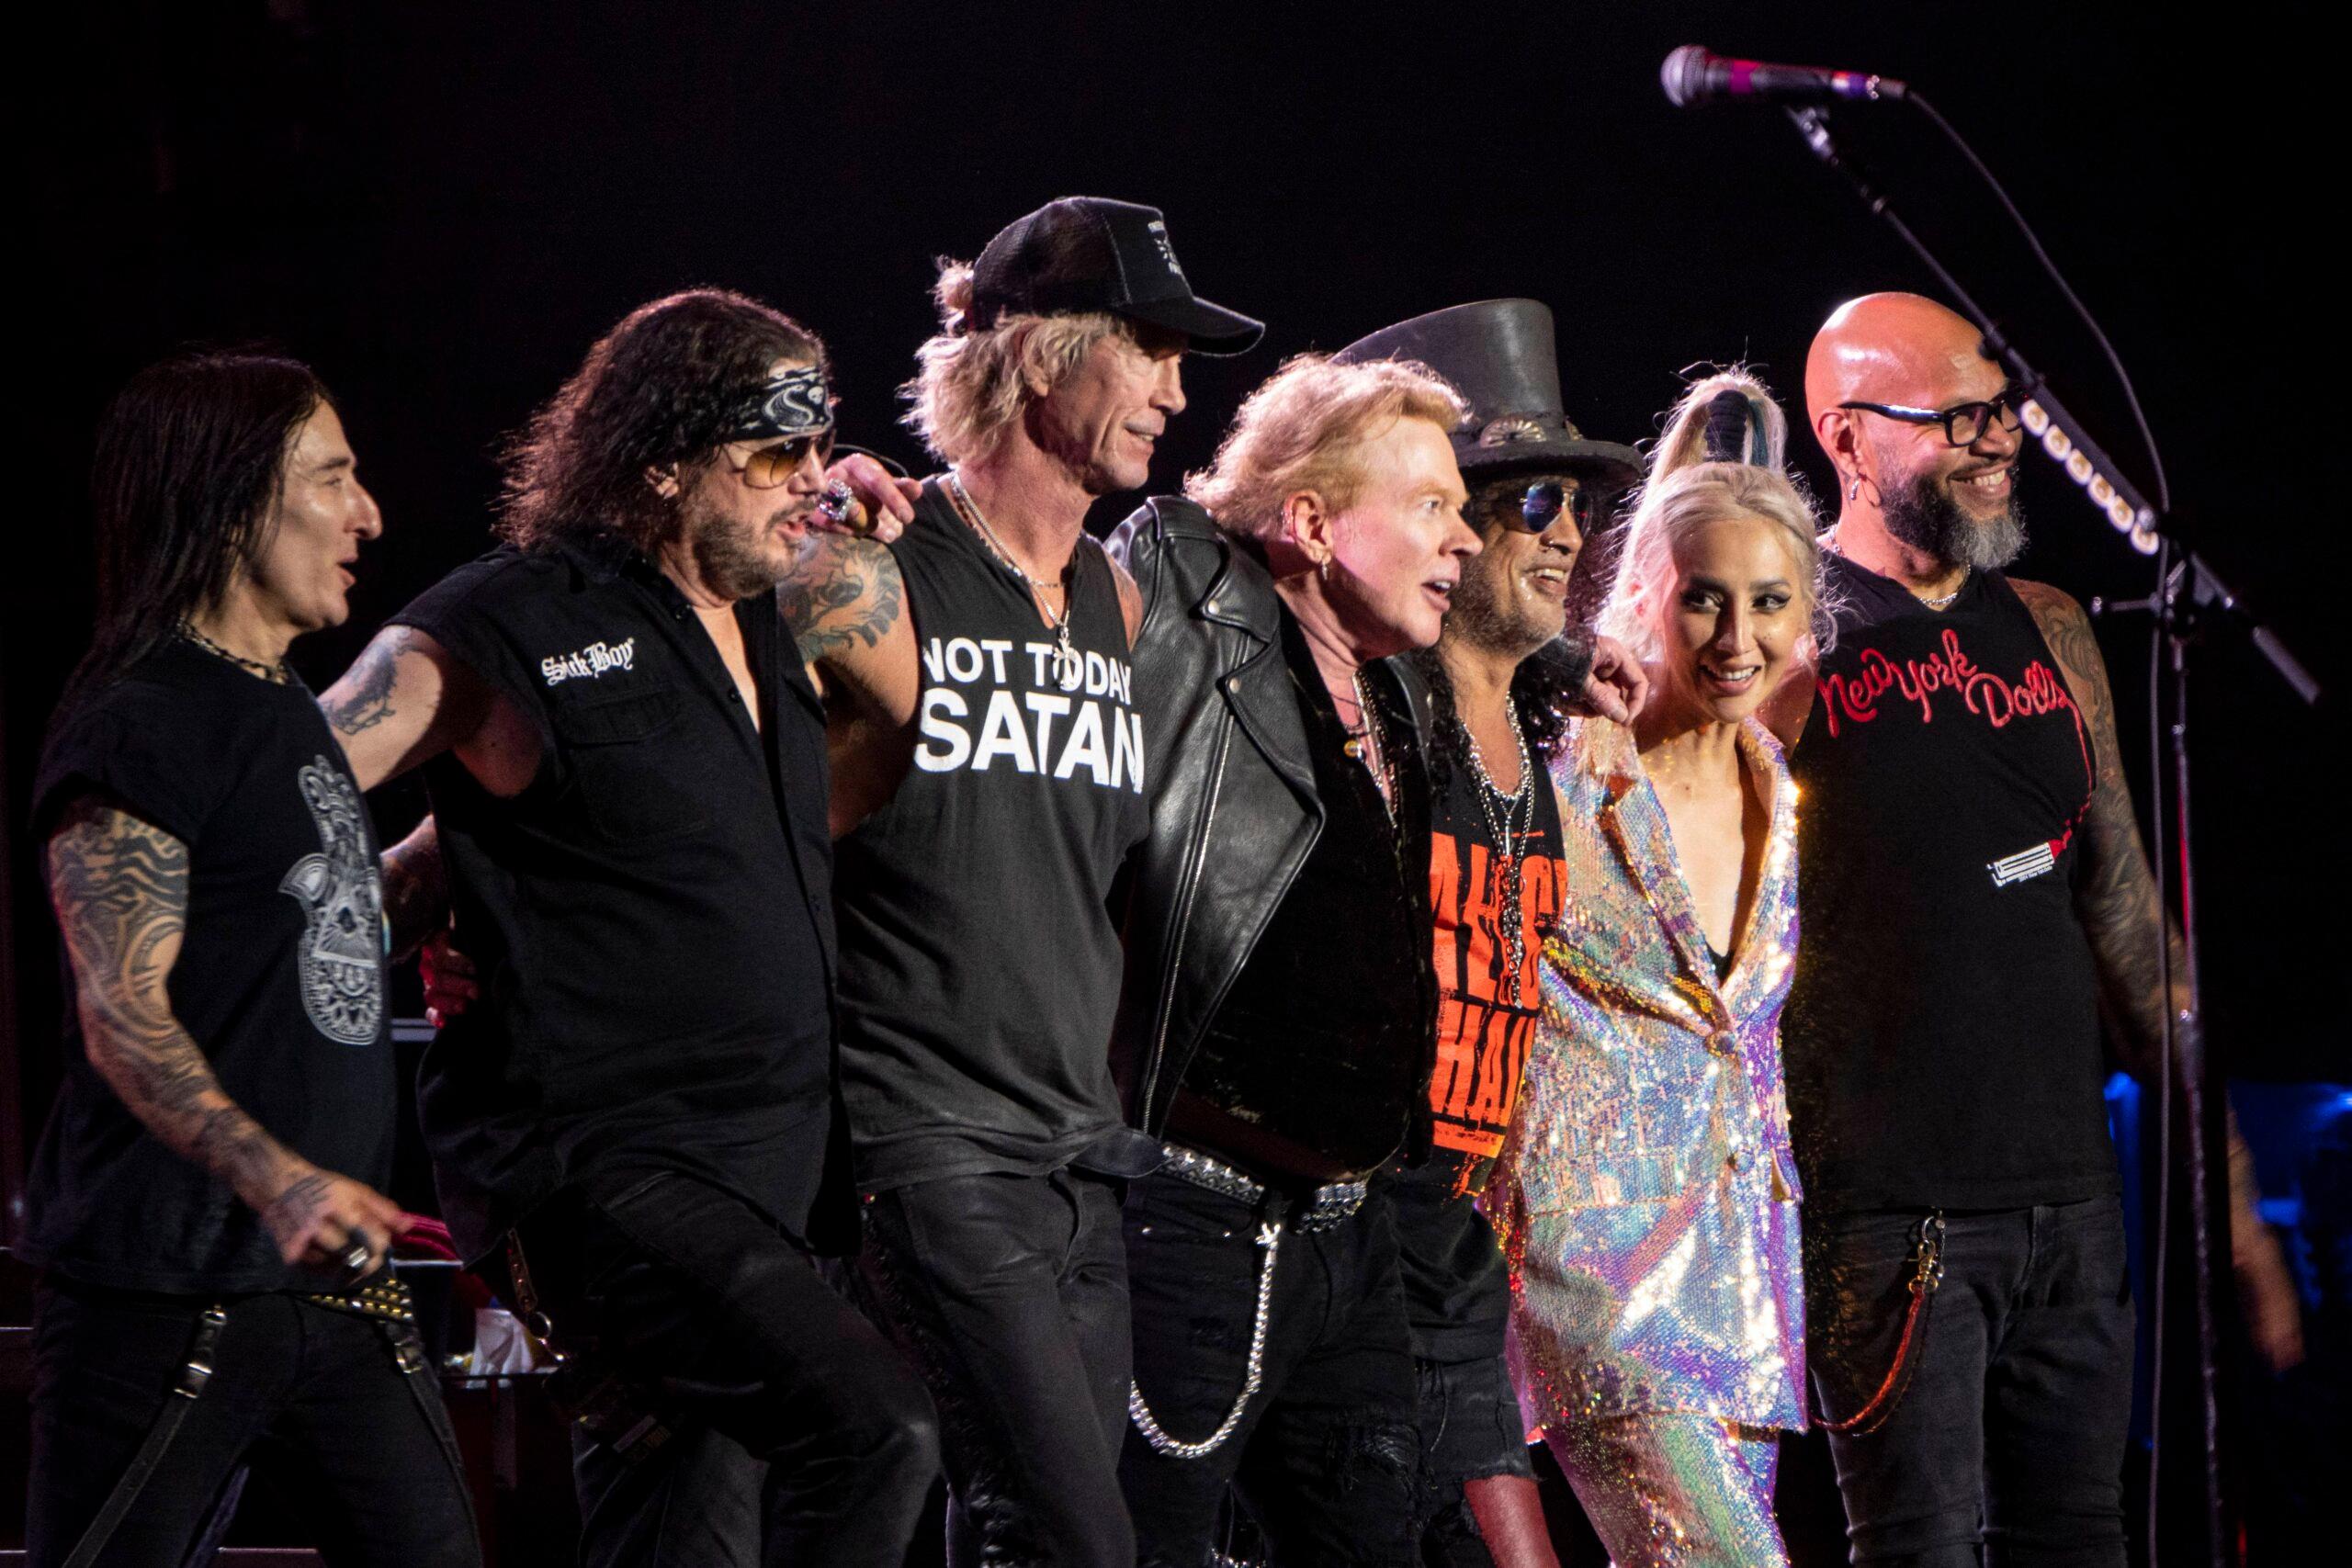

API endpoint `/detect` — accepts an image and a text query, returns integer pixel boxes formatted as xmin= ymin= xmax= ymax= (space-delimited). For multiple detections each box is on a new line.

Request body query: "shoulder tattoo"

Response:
xmin=781 ymin=540 xmax=904 ymax=667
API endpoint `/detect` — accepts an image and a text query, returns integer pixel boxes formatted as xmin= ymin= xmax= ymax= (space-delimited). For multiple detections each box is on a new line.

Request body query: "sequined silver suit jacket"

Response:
xmin=1488 ymin=716 xmax=1807 ymax=1431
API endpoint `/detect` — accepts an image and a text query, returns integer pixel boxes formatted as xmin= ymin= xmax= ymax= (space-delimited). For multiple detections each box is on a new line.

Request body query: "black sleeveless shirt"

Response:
xmin=834 ymin=482 xmax=1148 ymax=1192
xmin=1785 ymin=556 xmax=2117 ymax=1212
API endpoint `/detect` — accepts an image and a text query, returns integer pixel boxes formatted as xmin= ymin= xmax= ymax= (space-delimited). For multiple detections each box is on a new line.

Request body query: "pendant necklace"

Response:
xmin=944 ymin=470 xmax=1082 ymax=691
xmin=1462 ymin=694 xmax=1535 ymax=1005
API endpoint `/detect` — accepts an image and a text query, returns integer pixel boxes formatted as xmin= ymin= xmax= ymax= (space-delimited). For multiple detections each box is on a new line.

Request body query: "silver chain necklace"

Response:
xmin=1461 ymin=694 xmax=1535 ymax=1006
xmin=1346 ymin=670 xmax=1397 ymax=826
xmin=178 ymin=622 xmax=292 ymax=684
xmin=944 ymin=470 xmax=1081 ymax=688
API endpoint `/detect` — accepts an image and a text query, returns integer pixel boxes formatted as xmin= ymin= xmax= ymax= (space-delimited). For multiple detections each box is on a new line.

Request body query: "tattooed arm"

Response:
xmin=46 ymin=796 xmax=405 ymax=1271
xmin=778 ymin=534 xmax=922 ymax=838
xmin=2017 ymin=578 xmax=2305 ymax=1366
xmin=2011 ymin=579 xmax=2188 ymax=1074
xmin=320 ymin=625 xmax=537 ymax=797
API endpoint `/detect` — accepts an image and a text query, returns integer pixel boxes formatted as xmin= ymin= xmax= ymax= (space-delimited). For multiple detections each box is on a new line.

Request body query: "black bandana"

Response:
xmin=730 ymin=364 xmax=834 ymax=442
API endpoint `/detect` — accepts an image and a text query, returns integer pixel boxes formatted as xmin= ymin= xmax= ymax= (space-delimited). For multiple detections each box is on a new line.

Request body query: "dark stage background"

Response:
xmin=7 ymin=2 xmax=2346 ymax=1561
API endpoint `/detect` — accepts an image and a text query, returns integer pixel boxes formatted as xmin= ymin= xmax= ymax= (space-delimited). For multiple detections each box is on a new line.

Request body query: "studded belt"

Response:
xmin=1158 ymin=1143 xmax=1371 ymax=1234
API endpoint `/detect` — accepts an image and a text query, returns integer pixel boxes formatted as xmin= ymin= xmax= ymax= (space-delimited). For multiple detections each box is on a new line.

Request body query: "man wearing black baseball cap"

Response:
xmin=783 ymin=196 xmax=1259 ymax=1566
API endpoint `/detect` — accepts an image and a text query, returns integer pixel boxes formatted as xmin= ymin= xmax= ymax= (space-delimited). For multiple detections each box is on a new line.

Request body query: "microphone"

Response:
xmin=1661 ymin=45 xmax=1906 ymax=108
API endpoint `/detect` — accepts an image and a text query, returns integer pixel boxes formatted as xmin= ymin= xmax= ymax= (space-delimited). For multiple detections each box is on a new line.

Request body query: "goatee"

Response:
xmin=1882 ymin=468 xmax=2027 ymax=572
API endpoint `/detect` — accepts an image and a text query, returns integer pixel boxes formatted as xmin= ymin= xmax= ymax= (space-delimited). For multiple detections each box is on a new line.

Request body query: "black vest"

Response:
xmin=833 ymin=483 xmax=1148 ymax=1192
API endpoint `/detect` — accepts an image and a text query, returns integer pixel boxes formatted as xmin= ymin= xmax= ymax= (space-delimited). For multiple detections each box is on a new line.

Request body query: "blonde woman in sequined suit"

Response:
xmin=1487 ymin=372 xmax=1832 ymax=1566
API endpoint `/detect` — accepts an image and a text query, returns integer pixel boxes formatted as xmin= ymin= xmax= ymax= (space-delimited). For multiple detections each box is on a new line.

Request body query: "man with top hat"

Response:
xmin=781 ymin=196 xmax=1261 ymax=1567
xmin=1335 ymin=301 xmax=1646 ymax=1568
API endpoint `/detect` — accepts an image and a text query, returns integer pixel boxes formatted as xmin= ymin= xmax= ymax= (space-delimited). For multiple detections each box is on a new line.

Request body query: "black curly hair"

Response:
xmin=497 ymin=288 xmax=825 ymax=555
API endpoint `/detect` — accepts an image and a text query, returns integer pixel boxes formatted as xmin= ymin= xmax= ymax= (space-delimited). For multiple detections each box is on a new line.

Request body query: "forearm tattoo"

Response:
xmin=2015 ymin=581 xmax=2190 ymax=1077
xmin=46 ymin=798 xmax=299 ymax=1211
xmin=779 ymin=537 xmax=904 ymax=667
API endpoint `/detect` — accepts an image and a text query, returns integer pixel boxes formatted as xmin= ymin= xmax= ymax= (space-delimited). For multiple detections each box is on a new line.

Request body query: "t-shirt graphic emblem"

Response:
xmin=279 ymin=756 xmax=384 ymax=1045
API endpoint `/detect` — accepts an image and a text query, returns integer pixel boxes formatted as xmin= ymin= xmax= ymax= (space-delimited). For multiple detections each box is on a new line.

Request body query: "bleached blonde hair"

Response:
xmin=1599 ymin=368 xmax=1836 ymax=663
xmin=1186 ymin=354 xmax=1469 ymax=544
xmin=899 ymin=259 xmax=1133 ymax=464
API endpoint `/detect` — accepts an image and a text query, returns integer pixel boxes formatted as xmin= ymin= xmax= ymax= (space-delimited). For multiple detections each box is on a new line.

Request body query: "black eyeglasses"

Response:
xmin=729 ymin=428 xmax=837 ymax=490
xmin=1513 ymin=479 xmax=1599 ymax=536
xmin=1838 ymin=391 xmax=2024 ymax=448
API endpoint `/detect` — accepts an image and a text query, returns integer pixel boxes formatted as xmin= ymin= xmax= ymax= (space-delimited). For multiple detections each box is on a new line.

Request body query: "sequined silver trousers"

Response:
xmin=1544 ymin=1414 xmax=1786 ymax=1568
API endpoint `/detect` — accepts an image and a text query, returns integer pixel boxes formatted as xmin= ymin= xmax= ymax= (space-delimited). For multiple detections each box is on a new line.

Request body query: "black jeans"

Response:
xmin=861 ymin=1167 xmax=1136 ymax=1568
xmin=26 ymin=1276 xmax=478 ymax=1568
xmin=1122 ymin=1176 xmax=1420 ymax=1568
xmin=537 ymin=1170 xmax=940 ymax=1568
xmin=1806 ymin=1196 xmax=2134 ymax=1566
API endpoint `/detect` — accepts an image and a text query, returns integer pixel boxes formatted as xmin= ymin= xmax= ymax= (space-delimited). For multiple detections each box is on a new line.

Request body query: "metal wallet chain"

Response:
xmin=1127 ymin=1221 xmax=1283 ymax=1460
xmin=1816 ymin=1211 xmax=1947 ymax=1437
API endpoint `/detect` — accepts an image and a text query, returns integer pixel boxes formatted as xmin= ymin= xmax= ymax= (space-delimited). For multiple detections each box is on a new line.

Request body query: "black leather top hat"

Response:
xmin=973 ymin=197 xmax=1264 ymax=355
xmin=1334 ymin=299 xmax=1639 ymax=491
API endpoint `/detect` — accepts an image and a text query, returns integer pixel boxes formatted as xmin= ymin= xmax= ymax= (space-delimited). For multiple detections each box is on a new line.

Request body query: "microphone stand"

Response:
xmin=1782 ymin=103 xmax=2323 ymax=1568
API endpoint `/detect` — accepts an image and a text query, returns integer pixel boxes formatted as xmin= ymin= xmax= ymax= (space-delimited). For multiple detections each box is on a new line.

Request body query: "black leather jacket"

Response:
xmin=1104 ymin=495 xmax=1438 ymax=1146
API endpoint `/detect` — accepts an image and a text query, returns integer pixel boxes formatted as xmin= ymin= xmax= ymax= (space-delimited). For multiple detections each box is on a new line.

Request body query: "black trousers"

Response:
xmin=1122 ymin=1176 xmax=1420 ymax=1568
xmin=861 ymin=1167 xmax=1136 ymax=1568
xmin=1806 ymin=1195 xmax=2134 ymax=1567
xmin=540 ymin=1170 xmax=941 ymax=1568
xmin=25 ymin=1276 xmax=478 ymax=1568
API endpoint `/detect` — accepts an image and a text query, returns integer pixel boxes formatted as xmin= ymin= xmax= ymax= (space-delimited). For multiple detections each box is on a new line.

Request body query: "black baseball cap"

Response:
xmin=971 ymin=197 xmax=1264 ymax=355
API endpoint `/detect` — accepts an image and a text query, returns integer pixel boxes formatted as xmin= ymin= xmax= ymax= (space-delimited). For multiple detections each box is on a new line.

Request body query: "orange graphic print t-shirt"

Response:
xmin=1425 ymin=747 xmax=1567 ymax=1194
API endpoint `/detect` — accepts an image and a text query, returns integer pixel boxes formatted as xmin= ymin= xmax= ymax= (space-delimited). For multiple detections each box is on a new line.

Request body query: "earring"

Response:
xmin=1317 ymin=556 xmax=1332 ymax=584
xmin=1846 ymin=475 xmax=1861 ymax=501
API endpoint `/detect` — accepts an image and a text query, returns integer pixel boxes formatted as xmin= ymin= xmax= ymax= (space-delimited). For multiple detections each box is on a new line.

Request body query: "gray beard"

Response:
xmin=1882 ymin=468 xmax=2027 ymax=572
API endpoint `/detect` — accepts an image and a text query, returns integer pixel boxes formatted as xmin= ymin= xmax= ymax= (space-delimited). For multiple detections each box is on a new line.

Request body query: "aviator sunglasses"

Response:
xmin=730 ymin=426 xmax=838 ymax=489
xmin=1511 ymin=478 xmax=1600 ymax=536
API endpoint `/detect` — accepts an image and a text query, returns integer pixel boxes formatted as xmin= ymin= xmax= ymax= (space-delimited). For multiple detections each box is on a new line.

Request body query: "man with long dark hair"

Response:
xmin=25 ymin=350 xmax=477 ymax=1566
xmin=316 ymin=288 xmax=939 ymax=1568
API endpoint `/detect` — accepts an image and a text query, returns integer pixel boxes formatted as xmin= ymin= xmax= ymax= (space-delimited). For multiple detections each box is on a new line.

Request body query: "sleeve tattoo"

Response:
xmin=2015 ymin=580 xmax=2191 ymax=1077
xmin=778 ymin=538 xmax=905 ymax=668
xmin=45 ymin=797 xmax=300 ymax=1210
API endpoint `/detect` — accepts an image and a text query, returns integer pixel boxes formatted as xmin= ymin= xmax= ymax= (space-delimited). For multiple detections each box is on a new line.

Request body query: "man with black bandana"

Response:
xmin=1336 ymin=302 xmax=1645 ymax=1568
xmin=319 ymin=288 xmax=939 ymax=1568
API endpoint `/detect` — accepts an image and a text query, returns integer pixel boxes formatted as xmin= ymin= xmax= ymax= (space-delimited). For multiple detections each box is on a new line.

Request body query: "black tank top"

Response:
xmin=834 ymin=483 xmax=1148 ymax=1191
xmin=1785 ymin=556 xmax=2117 ymax=1212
